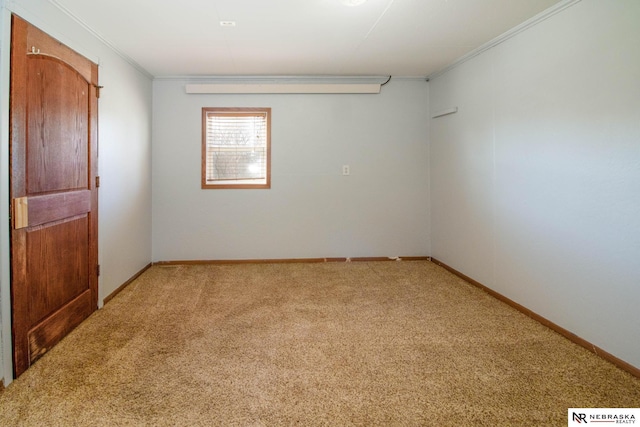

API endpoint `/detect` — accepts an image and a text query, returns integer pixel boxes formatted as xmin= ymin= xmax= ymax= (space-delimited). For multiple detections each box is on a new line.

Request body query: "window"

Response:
xmin=202 ymin=107 xmax=271 ymax=189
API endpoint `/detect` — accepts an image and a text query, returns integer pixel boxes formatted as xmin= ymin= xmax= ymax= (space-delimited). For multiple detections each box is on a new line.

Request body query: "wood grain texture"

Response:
xmin=10 ymin=15 xmax=99 ymax=378
xmin=27 ymin=190 xmax=91 ymax=227
xmin=10 ymin=229 xmax=29 ymax=377
xmin=25 ymin=20 xmax=94 ymax=84
xmin=27 ymin=216 xmax=89 ymax=326
xmin=27 ymin=56 xmax=89 ymax=194
xmin=12 ymin=197 xmax=29 ymax=229
xmin=88 ymin=63 xmax=99 ymax=310
xmin=28 ymin=290 xmax=93 ymax=364
xmin=10 ymin=15 xmax=28 ymax=198
xmin=10 ymin=14 xmax=31 ymax=378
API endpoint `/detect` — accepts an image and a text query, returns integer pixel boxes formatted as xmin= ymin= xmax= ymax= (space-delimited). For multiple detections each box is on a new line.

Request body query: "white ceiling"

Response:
xmin=51 ymin=0 xmax=563 ymax=78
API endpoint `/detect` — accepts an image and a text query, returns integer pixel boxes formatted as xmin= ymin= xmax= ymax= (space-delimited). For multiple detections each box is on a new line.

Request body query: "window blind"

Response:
xmin=205 ymin=112 xmax=268 ymax=183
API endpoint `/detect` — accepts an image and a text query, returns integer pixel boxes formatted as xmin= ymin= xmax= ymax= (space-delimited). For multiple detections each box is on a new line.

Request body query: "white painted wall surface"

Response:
xmin=152 ymin=79 xmax=430 ymax=261
xmin=0 ymin=0 xmax=153 ymax=383
xmin=96 ymin=54 xmax=152 ymax=305
xmin=430 ymin=0 xmax=640 ymax=368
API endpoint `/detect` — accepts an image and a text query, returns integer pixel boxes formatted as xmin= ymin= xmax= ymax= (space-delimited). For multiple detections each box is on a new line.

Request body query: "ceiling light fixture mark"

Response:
xmin=341 ymin=0 xmax=367 ymax=6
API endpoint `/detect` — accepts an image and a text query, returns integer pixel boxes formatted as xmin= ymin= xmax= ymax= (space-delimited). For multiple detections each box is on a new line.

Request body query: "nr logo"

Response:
xmin=573 ymin=412 xmax=588 ymax=423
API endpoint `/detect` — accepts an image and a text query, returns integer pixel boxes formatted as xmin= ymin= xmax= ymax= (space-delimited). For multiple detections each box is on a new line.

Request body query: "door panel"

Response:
xmin=26 ymin=190 xmax=92 ymax=227
xmin=28 ymin=290 xmax=93 ymax=362
xmin=28 ymin=216 xmax=89 ymax=325
xmin=10 ymin=15 xmax=99 ymax=377
xmin=27 ymin=56 xmax=89 ymax=194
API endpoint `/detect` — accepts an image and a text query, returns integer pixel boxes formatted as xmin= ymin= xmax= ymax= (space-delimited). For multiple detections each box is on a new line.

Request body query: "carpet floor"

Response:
xmin=0 ymin=261 xmax=638 ymax=426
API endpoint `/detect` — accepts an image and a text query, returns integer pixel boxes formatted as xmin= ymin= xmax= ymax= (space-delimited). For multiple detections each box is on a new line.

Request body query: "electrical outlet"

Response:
xmin=342 ymin=165 xmax=350 ymax=175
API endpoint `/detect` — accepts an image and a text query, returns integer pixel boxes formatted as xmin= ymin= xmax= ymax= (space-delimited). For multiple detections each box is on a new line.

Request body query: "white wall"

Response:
xmin=152 ymin=79 xmax=430 ymax=261
xmin=0 ymin=0 xmax=153 ymax=383
xmin=430 ymin=0 xmax=640 ymax=369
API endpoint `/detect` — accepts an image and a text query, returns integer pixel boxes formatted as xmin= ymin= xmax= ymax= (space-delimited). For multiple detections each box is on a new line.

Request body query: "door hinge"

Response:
xmin=94 ymin=85 xmax=104 ymax=98
xmin=97 ymin=265 xmax=101 ymax=277
xmin=95 ymin=176 xmax=100 ymax=188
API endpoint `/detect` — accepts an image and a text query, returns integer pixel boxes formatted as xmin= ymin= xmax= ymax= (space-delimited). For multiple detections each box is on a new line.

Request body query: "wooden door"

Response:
xmin=9 ymin=15 xmax=99 ymax=377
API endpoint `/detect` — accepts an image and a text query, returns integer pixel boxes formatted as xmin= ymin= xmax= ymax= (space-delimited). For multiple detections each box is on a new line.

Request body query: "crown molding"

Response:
xmin=46 ymin=0 xmax=153 ymax=79
xmin=426 ymin=0 xmax=582 ymax=81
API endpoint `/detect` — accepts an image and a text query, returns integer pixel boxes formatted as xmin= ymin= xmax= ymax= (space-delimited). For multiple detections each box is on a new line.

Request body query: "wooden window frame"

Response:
xmin=201 ymin=107 xmax=271 ymax=189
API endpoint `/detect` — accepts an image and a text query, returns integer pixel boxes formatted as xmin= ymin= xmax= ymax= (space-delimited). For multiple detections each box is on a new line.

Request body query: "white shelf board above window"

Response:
xmin=184 ymin=76 xmax=391 ymax=94
xmin=186 ymin=83 xmax=381 ymax=94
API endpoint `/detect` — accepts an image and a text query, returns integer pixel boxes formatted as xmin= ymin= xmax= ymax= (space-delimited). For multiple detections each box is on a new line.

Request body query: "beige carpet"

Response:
xmin=1 ymin=261 xmax=639 ymax=426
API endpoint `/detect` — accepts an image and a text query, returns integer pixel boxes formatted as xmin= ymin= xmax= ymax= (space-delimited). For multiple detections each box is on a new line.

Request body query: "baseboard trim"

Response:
xmin=153 ymin=256 xmax=431 ymax=266
xmin=103 ymin=263 xmax=153 ymax=305
xmin=430 ymin=258 xmax=640 ymax=379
